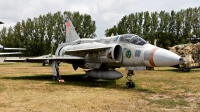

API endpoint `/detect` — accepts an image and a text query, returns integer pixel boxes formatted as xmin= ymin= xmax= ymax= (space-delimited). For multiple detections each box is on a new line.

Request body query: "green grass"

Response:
xmin=145 ymin=97 xmax=189 ymax=108
xmin=0 ymin=63 xmax=200 ymax=111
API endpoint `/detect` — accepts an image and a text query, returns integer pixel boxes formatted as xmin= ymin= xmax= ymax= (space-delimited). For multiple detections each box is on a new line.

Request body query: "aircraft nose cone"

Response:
xmin=152 ymin=48 xmax=182 ymax=67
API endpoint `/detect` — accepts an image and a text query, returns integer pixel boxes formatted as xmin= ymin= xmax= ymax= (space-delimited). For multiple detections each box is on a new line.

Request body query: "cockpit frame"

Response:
xmin=119 ymin=34 xmax=147 ymax=46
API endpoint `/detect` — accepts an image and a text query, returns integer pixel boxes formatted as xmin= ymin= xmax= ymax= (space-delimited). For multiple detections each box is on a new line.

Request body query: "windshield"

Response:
xmin=120 ymin=34 xmax=147 ymax=45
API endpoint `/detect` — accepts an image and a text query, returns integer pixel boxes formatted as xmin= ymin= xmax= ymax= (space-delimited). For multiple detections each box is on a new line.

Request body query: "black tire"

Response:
xmin=126 ymin=82 xmax=131 ymax=88
xmin=130 ymin=82 xmax=135 ymax=88
xmin=126 ymin=82 xmax=136 ymax=88
xmin=183 ymin=68 xmax=190 ymax=72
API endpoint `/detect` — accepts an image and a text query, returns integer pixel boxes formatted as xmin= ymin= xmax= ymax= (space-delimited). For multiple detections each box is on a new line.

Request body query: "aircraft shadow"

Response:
xmin=154 ymin=69 xmax=182 ymax=73
xmin=154 ymin=68 xmax=200 ymax=73
xmin=1 ymin=74 xmax=158 ymax=93
xmin=1 ymin=74 xmax=119 ymax=88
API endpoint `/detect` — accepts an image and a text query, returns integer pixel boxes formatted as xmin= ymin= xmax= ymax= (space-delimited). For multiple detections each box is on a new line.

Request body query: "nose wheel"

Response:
xmin=126 ymin=70 xmax=135 ymax=88
xmin=126 ymin=82 xmax=135 ymax=88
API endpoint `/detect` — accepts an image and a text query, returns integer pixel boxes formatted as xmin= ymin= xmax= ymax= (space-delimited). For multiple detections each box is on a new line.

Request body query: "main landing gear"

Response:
xmin=126 ymin=70 xmax=135 ymax=88
xmin=50 ymin=61 xmax=65 ymax=83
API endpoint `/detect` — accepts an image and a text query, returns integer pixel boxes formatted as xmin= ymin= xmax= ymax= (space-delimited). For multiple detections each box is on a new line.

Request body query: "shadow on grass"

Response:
xmin=1 ymin=74 xmax=159 ymax=93
xmin=2 ymin=74 xmax=54 ymax=81
xmin=154 ymin=67 xmax=181 ymax=72
xmin=135 ymin=87 xmax=157 ymax=94
xmin=154 ymin=68 xmax=200 ymax=73
xmin=1 ymin=74 xmax=118 ymax=88
xmin=0 ymin=62 xmax=16 ymax=65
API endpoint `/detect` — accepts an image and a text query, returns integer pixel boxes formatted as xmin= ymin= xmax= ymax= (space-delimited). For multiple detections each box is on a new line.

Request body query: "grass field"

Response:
xmin=0 ymin=62 xmax=200 ymax=112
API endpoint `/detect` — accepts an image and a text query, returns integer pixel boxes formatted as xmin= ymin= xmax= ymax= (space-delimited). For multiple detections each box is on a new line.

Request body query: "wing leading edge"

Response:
xmin=66 ymin=46 xmax=111 ymax=53
xmin=4 ymin=56 xmax=85 ymax=63
xmin=0 ymin=52 xmax=22 ymax=55
xmin=4 ymin=46 xmax=111 ymax=63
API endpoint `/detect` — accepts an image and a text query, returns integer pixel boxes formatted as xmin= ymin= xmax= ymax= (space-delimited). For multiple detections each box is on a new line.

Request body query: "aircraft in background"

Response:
xmin=4 ymin=16 xmax=184 ymax=88
xmin=0 ymin=44 xmax=26 ymax=55
xmin=0 ymin=21 xmax=26 ymax=55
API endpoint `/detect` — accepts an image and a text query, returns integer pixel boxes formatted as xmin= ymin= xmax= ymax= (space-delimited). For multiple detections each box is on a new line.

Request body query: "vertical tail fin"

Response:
xmin=65 ymin=15 xmax=80 ymax=42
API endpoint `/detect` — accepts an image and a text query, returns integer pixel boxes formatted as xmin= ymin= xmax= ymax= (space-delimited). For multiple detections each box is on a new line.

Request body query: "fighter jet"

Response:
xmin=0 ymin=21 xmax=26 ymax=55
xmin=0 ymin=44 xmax=26 ymax=55
xmin=4 ymin=16 xmax=184 ymax=88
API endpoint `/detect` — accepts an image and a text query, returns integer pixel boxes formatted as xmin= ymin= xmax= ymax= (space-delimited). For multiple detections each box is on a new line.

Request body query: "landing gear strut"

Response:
xmin=126 ymin=70 xmax=135 ymax=88
xmin=50 ymin=61 xmax=65 ymax=83
xmin=53 ymin=67 xmax=61 ymax=81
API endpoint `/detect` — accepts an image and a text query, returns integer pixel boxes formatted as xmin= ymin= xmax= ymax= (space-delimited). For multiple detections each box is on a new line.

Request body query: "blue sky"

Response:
xmin=0 ymin=0 xmax=200 ymax=37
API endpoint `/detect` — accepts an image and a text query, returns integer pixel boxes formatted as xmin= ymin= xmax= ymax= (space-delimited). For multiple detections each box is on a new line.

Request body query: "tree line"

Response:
xmin=105 ymin=7 xmax=200 ymax=49
xmin=0 ymin=7 xmax=200 ymax=56
xmin=0 ymin=11 xmax=96 ymax=56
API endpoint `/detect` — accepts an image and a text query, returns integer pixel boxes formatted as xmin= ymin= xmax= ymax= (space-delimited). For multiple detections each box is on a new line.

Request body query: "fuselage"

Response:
xmin=55 ymin=34 xmax=183 ymax=69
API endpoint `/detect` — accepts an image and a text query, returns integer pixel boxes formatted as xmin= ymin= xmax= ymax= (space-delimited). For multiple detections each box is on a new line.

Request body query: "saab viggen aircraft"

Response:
xmin=4 ymin=16 xmax=184 ymax=88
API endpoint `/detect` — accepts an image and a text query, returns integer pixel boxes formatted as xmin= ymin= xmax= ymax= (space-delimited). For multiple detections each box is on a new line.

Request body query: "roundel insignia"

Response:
xmin=126 ymin=50 xmax=131 ymax=58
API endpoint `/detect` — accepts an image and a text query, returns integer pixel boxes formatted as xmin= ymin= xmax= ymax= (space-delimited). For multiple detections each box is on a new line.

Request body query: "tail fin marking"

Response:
xmin=65 ymin=16 xmax=80 ymax=43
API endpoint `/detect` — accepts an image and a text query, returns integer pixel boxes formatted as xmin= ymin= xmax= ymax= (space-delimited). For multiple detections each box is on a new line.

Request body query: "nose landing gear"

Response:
xmin=126 ymin=70 xmax=135 ymax=88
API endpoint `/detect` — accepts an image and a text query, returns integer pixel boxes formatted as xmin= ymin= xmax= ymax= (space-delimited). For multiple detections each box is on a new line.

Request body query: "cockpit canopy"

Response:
xmin=119 ymin=34 xmax=147 ymax=45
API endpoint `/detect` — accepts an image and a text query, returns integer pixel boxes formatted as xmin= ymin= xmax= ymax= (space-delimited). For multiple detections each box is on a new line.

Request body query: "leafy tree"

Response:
xmin=105 ymin=25 xmax=118 ymax=36
xmin=191 ymin=7 xmax=200 ymax=37
xmin=143 ymin=11 xmax=151 ymax=40
xmin=0 ymin=11 xmax=97 ymax=56
xmin=175 ymin=10 xmax=184 ymax=44
xmin=117 ymin=15 xmax=129 ymax=34
xmin=137 ymin=12 xmax=144 ymax=35
xmin=0 ymin=27 xmax=7 ymax=46
xmin=6 ymin=27 xmax=14 ymax=47
xmin=105 ymin=6 xmax=200 ymax=49
xmin=45 ymin=12 xmax=55 ymax=55
xmin=13 ymin=22 xmax=23 ymax=48
xmin=149 ymin=12 xmax=159 ymax=44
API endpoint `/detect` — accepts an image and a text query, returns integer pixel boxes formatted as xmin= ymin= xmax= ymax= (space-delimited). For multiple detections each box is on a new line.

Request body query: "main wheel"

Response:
xmin=126 ymin=82 xmax=131 ymax=88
